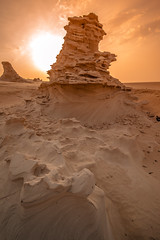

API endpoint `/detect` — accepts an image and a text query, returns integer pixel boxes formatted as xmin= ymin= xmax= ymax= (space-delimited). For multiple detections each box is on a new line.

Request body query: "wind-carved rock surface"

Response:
xmin=40 ymin=13 xmax=131 ymax=126
xmin=0 ymin=117 xmax=113 ymax=240
xmin=47 ymin=13 xmax=124 ymax=89
xmin=0 ymin=61 xmax=28 ymax=82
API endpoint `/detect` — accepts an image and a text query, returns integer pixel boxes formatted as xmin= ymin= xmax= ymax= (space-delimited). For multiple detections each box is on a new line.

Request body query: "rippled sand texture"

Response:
xmin=0 ymin=81 xmax=160 ymax=239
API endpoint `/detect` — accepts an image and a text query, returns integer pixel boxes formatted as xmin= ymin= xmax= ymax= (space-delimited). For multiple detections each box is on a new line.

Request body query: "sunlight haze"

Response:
xmin=29 ymin=32 xmax=63 ymax=71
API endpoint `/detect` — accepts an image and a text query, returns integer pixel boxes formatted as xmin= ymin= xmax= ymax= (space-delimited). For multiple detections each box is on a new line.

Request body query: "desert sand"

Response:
xmin=0 ymin=13 xmax=160 ymax=240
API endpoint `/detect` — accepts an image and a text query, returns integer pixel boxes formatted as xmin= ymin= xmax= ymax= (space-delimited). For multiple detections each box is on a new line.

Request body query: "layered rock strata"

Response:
xmin=0 ymin=61 xmax=28 ymax=82
xmin=47 ymin=13 xmax=124 ymax=89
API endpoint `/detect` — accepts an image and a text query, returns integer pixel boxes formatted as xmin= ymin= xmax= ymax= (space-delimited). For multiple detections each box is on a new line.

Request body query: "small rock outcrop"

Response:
xmin=47 ymin=13 xmax=124 ymax=89
xmin=0 ymin=61 xmax=28 ymax=82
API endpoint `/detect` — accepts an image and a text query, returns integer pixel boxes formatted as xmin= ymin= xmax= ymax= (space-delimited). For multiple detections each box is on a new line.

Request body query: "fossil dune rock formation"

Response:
xmin=0 ymin=61 xmax=42 ymax=83
xmin=47 ymin=13 xmax=124 ymax=88
xmin=0 ymin=61 xmax=28 ymax=82
xmin=41 ymin=13 xmax=130 ymax=126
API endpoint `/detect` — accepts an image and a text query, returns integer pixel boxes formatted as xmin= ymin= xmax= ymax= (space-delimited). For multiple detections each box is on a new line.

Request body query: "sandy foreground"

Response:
xmin=0 ymin=81 xmax=160 ymax=240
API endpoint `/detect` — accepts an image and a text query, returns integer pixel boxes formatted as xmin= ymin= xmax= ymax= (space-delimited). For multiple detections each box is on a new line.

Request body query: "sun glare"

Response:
xmin=29 ymin=32 xmax=64 ymax=72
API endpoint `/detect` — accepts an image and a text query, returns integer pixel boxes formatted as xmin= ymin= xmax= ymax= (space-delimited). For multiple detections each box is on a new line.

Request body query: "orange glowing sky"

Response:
xmin=0 ymin=0 xmax=160 ymax=82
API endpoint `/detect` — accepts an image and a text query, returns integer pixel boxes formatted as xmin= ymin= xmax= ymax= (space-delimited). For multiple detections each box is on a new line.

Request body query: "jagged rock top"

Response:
xmin=47 ymin=13 xmax=125 ymax=89
xmin=65 ymin=12 xmax=106 ymax=53
xmin=0 ymin=61 xmax=28 ymax=82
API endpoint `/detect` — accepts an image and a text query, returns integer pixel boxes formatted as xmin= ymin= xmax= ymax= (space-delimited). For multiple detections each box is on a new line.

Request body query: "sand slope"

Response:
xmin=0 ymin=81 xmax=160 ymax=240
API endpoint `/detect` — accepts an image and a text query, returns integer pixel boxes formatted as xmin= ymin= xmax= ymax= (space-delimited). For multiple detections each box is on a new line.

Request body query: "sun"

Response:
xmin=29 ymin=32 xmax=64 ymax=72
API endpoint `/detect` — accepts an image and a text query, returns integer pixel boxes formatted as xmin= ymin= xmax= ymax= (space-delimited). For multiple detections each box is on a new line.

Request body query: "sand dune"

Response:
xmin=0 ymin=81 xmax=160 ymax=239
xmin=126 ymin=82 xmax=160 ymax=117
xmin=0 ymin=81 xmax=40 ymax=107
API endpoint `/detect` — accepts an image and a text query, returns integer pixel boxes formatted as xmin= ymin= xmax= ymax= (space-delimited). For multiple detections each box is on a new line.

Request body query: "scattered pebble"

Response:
xmin=148 ymin=114 xmax=155 ymax=118
xmin=0 ymin=111 xmax=4 ymax=115
xmin=140 ymin=130 xmax=145 ymax=134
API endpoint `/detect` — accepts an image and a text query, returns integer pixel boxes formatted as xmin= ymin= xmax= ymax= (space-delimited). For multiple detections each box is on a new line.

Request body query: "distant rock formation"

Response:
xmin=0 ymin=61 xmax=28 ymax=82
xmin=47 ymin=13 xmax=124 ymax=89
xmin=33 ymin=77 xmax=43 ymax=82
xmin=0 ymin=62 xmax=43 ymax=83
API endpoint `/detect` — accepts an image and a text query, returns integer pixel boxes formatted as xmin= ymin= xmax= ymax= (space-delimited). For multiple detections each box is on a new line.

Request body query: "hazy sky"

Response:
xmin=0 ymin=0 xmax=160 ymax=82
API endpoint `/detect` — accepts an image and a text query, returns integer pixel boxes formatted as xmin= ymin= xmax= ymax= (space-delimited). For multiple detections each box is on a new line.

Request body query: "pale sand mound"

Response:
xmin=40 ymin=83 xmax=136 ymax=126
xmin=0 ymin=81 xmax=40 ymax=107
xmin=128 ymin=87 xmax=160 ymax=117
xmin=0 ymin=82 xmax=160 ymax=239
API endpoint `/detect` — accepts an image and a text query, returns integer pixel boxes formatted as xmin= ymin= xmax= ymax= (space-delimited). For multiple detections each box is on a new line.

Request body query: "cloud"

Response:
xmin=137 ymin=19 xmax=160 ymax=36
xmin=55 ymin=0 xmax=92 ymax=24
xmin=117 ymin=18 xmax=160 ymax=44
xmin=109 ymin=9 xmax=143 ymax=28
xmin=103 ymin=0 xmax=160 ymax=47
